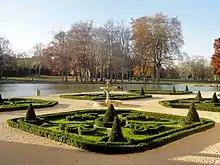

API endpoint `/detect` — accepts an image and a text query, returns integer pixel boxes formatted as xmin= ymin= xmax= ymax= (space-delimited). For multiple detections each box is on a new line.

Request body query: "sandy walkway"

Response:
xmin=1 ymin=91 xmax=220 ymax=165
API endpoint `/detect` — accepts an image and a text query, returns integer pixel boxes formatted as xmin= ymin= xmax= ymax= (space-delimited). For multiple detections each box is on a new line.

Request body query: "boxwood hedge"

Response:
xmin=7 ymin=109 xmax=214 ymax=154
xmin=60 ymin=93 xmax=152 ymax=100
xmin=159 ymin=98 xmax=220 ymax=112
xmin=0 ymin=98 xmax=58 ymax=112
xmin=129 ymin=89 xmax=193 ymax=95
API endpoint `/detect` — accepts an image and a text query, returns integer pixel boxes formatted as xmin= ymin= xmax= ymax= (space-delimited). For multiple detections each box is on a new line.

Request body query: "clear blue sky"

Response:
xmin=0 ymin=0 xmax=219 ymax=58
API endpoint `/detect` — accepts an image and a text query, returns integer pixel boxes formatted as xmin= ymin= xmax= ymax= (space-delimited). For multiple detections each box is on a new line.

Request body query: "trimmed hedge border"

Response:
xmin=60 ymin=93 xmax=152 ymax=100
xmin=0 ymin=98 xmax=58 ymax=112
xmin=7 ymin=109 xmax=214 ymax=154
xmin=129 ymin=89 xmax=193 ymax=95
xmin=159 ymin=98 xmax=220 ymax=112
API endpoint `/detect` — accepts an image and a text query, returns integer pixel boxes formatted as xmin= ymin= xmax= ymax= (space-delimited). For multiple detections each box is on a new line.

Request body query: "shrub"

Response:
xmin=140 ymin=88 xmax=145 ymax=95
xmin=103 ymin=104 xmax=117 ymax=123
xmin=186 ymin=102 xmax=200 ymax=123
xmin=108 ymin=116 xmax=126 ymax=142
xmin=172 ymin=86 xmax=176 ymax=93
xmin=58 ymin=124 xmax=66 ymax=131
xmin=65 ymin=125 xmax=78 ymax=134
xmin=211 ymin=92 xmax=219 ymax=104
xmin=126 ymin=115 xmax=146 ymax=121
xmin=25 ymin=104 xmax=36 ymax=120
xmin=185 ymin=85 xmax=189 ymax=92
xmin=0 ymin=93 xmax=3 ymax=103
xmin=66 ymin=114 xmax=96 ymax=121
xmin=78 ymin=127 xmax=96 ymax=135
xmin=195 ymin=91 xmax=202 ymax=100
xmin=7 ymin=109 xmax=215 ymax=154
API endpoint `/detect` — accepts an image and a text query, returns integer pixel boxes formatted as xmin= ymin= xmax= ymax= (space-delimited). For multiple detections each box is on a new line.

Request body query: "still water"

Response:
xmin=0 ymin=83 xmax=219 ymax=98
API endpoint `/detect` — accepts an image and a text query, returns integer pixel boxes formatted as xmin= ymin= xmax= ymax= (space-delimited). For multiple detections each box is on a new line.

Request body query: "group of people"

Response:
xmin=117 ymin=85 xmax=124 ymax=91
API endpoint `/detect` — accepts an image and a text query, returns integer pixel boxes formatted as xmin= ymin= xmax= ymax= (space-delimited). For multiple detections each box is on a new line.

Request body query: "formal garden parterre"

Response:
xmin=129 ymin=85 xmax=193 ymax=95
xmin=0 ymin=93 xmax=58 ymax=112
xmin=60 ymin=93 xmax=152 ymax=100
xmin=159 ymin=91 xmax=220 ymax=112
xmin=7 ymin=103 xmax=214 ymax=154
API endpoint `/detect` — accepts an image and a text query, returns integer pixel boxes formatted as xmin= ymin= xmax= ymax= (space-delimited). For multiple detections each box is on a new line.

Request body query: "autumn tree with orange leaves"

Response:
xmin=131 ymin=13 xmax=184 ymax=82
xmin=211 ymin=38 xmax=220 ymax=77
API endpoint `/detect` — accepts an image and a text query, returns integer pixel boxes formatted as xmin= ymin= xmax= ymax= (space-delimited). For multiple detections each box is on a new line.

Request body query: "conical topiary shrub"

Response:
xmin=108 ymin=116 xmax=126 ymax=142
xmin=25 ymin=104 xmax=37 ymax=120
xmin=0 ymin=93 xmax=3 ymax=103
xmin=211 ymin=92 xmax=219 ymax=103
xmin=195 ymin=91 xmax=202 ymax=100
xmin=186 ymin=102 xmax=200 ymax=123
xmin=185 ymin=85 xmax=189 ymax=92
xmin=140 ymin=87 xmax=145 ymax=95
xmin=172 ymin=86 xmax=176 ymax=93
xmin=103 ymin=104 xmax=117 ymax=123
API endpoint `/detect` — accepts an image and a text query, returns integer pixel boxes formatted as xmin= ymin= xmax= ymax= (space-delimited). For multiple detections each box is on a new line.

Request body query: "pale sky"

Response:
xmin=0 ymin=0 xmax=219 ymax=58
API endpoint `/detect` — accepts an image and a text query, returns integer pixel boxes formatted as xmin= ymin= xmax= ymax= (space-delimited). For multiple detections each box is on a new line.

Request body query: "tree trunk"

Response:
xmin=156 ymin=64 xmax=161 ymax=82
xmin=79 ymin=68 xmax=83 ymax=82
xmin=95 ymin=67 xmax=98 ymax=83
xmin=65 ymin=70 xmax=68 ymax=82
xmin=38 ymin=66 xmax=42 ymax=76
xmin=121 ymin=66 xmax=124 ymax=82
xmin=152 ymin=66 xmax=156 ymax=82
xmin=61 ymin=71 xmax=64 ymax=82
xmin=109 ymin=64 xmax=113 ymax=82
xmin=73 ymin=69 xmax=78 ymax=82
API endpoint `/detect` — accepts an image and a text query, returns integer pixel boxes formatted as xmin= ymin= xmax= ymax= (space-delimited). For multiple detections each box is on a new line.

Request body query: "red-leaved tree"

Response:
xmin=211 ymin=38 xmax=220 ymax=74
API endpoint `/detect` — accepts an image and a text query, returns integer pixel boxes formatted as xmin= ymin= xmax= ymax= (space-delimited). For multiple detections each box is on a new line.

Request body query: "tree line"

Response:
xmin=0 ymin=13 xmax=215 ymax=82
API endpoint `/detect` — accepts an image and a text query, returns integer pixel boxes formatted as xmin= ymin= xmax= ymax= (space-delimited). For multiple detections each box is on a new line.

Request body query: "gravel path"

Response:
xmin=1 ymin=91 xmax=220 ymax=165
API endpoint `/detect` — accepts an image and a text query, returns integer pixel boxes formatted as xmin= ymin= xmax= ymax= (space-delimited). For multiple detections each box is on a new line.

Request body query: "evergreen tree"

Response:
xmin=103 ymin=104 xmax=117 ymax=123
xmin=140 ymin=87 xmax=145 ymax=95
xmin=195 ymin=91 xmax=202 ymax=100
xmin=0 ymin=93 xmax=3 ymax=103
xmin=172 ymin=86 xmax=176 ymax=93
xmin=108 ymin=116 xmax=125 ymax=142
xmin=25 ymin=104 xmax=37 ymax=120
xmin=186 ymin=102 xmax=200 ymax=123
xmin=211 ymin=92 xmax=219 ymax=103
xmin=185 ymin=85 xmax=189 ymax=92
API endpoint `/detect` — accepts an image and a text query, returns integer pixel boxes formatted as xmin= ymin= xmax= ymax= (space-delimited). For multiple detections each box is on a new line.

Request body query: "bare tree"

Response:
xmin=32 ymin=43 xmax=45 ymax=76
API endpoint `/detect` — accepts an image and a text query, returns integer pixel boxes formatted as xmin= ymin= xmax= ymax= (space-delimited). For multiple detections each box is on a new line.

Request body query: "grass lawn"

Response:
xmin=1 ymin=76 xmax=220 ymax=85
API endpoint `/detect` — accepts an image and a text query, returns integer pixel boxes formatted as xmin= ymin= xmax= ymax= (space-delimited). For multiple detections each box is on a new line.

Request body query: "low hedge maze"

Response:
xmin=7 ymin=106 xmax=214 ymax=154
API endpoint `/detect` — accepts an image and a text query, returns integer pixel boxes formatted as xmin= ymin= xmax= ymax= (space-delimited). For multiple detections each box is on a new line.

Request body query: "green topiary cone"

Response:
xmin=140 ymin=87 xmax=145 ymax=95
xmin=211 ymin=92 xmax=219 ymax=103
xmin=186 ymin=102 xmax=200 ymax=123
xmin=172 ymin=86 xmax=176 ymax=93
xmin=108 ymin=116 xmax=126 ymax=142
xmin=0 ymin=93 xmax=3 ymax=103
xmin=25 ymin=104 xmax=37 ymax=120
xmin=103 ymin=104 xmax=117 ymax=123
xmin=195 ymin=91 xmax=202 ymax=100
xmin=185 ymin=85 xmax=189 ymax=92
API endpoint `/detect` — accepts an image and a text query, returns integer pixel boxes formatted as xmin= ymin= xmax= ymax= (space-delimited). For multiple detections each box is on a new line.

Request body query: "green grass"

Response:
xmin=2 ymin=76 xmax=220 ymax=85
